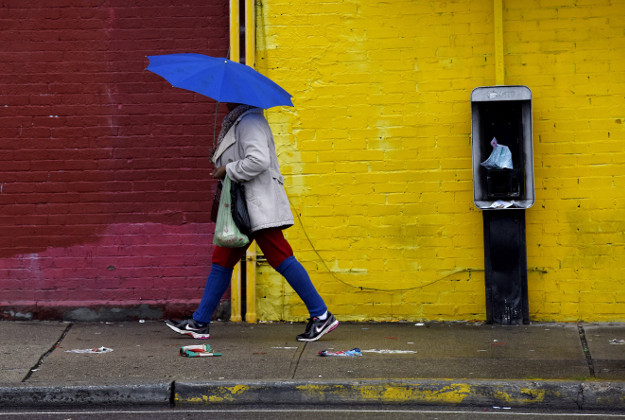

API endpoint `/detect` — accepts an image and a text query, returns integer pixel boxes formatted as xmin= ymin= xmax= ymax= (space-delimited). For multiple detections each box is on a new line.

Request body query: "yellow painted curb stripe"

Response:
xmin=175 ymin=382 xmax=559 ymax=406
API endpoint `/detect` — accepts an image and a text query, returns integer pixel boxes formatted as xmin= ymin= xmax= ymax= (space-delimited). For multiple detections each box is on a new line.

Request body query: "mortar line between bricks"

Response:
xmin=289 ymin=342 xmax=307 ymax=380
xmin=22 ymin=323 xmax=73 ymax=382
xmin=577 ymin=322 xmax=596 ymax=378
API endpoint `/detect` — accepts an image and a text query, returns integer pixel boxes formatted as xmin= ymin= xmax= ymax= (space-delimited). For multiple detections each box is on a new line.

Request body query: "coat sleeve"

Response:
xmin=225 ymin=114 xmax=272 ymax=183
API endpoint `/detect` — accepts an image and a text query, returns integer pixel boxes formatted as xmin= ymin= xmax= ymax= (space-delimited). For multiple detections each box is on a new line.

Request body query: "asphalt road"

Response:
xmin=2 ymin=407 xmax=625 ymax=420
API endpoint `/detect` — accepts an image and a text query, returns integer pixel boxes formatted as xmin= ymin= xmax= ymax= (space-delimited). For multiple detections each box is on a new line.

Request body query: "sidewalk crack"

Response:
xmin=289 ymin=342 xmax=306 ymax=380
xmin=577 ymin=322 xmax=596 ymax=378
xmin=576 ymin=383 xmax=585 ymax=410
xmin=22 ymin=322 xmax=73 ymax=382
xmin=170 ymin=381 xmax=176 ymax=407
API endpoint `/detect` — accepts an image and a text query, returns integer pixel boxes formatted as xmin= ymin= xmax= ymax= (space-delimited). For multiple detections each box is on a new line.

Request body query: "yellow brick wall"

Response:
xmin=252 ymin=0 xmax=625 ymax=322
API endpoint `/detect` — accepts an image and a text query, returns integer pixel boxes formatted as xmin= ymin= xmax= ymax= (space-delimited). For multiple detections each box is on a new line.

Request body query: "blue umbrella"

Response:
xmin=146 ymin=53 xmax=294 ymax=109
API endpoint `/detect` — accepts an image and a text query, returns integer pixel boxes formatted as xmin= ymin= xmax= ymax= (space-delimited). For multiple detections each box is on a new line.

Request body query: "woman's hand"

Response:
xmin=212 ymin=165 xmax=227 ymax=180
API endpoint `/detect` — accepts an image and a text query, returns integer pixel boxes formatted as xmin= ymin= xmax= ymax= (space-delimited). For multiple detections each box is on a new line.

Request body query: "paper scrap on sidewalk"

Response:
xmin=65 ymin=347 xmax=113 ymax=354
xmin=180 ymin=344 xmax=222 ymax=357
xmin=609 ymin=339 xmax=625 ymax=345
xmin=361 ymin=349 xmax=417 ymax=354
xmin=319 ymin=348 xmax=363 ymax=357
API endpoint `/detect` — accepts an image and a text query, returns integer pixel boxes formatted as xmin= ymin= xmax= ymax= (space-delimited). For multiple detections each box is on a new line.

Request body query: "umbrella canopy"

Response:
xmin=146 ymin=53 xmax=294 ymax=109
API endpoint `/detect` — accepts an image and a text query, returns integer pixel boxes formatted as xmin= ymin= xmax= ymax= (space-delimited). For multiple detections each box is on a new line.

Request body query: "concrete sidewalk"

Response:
xmin=1 ymin=320 xmax=625 ymax=410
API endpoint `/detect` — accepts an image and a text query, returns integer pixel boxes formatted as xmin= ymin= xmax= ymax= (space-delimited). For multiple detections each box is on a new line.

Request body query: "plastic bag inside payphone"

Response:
xmin=480 ymin=137 xmax=513 ymax=170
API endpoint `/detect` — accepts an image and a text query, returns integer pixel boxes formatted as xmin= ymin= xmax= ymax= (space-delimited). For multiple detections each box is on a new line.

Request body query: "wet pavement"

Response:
xmin=1 ymin=320 xmax=625 ymax=410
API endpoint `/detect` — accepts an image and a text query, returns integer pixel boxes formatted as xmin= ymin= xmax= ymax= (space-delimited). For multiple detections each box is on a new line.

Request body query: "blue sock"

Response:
xmin=276 ymin=256 xmax=327 ymax=317
xmin=193 ymin=264 xmax=233 ymax=323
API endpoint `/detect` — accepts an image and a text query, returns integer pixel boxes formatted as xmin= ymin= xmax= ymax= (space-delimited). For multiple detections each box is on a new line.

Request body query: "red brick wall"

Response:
xmin=0 ymin=1 xmax=229 ymax=320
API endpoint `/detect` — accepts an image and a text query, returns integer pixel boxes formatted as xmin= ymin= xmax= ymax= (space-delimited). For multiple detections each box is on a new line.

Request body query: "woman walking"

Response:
xmin=166 ymin=103 xmax=338 ymax=342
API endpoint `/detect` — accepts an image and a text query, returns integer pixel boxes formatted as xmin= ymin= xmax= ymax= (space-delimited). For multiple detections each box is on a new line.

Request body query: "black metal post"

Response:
xmin=482 ymin=209 xmax=529 ymax=324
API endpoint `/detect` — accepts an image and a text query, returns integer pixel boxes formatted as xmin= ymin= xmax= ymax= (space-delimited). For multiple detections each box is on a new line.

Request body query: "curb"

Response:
xmin=0 ymin=383 xmax=171 ymax=408
xmin=175 ymin=379 xmax=625 ymax=410
xmin=2 ymin=380 xmax=625 ymax=410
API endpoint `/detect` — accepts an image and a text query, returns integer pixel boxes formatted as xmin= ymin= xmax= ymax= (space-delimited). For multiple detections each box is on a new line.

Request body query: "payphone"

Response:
xmin=471 ymin=85 xmax=534 ymax=324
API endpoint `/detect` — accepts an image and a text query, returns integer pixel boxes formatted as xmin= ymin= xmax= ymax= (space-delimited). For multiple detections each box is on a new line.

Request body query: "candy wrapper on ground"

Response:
xmin=180 ymin=344 xmax=222 ymax=357
xmin=65 ymin=347 xmax=113 ymax=354
xmin=318 ymin=348 xmax=362 ymax=357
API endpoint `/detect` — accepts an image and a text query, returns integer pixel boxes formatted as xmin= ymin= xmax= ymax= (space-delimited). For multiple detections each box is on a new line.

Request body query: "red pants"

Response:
xmin=212 ymin=228 xmax=294 ymax=269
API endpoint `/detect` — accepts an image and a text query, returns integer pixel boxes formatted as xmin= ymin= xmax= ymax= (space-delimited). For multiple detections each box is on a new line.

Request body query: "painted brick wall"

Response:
xmin=0 ymin=1 xmax=229 ymax=320
xmin=504 ymin=0 xmax=625 ymax=321
xmin=253 ymin=0 xmax=625 ymax=322
xmin=3 ymin=0 xmax=624 ymax=323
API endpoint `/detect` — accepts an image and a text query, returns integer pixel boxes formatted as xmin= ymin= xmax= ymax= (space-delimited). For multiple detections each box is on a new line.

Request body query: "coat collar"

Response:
xmin=212 ymin=108 xmax=263 ymax=163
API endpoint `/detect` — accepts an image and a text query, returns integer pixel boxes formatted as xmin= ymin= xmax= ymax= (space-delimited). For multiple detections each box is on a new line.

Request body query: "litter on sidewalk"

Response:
xmin=319 ymin=348 xmax=363 ymax=357
xmin=65 ymin=347 xmax=113 ymax=354
xmin=180 ymin=344 xmax=222 ymax=357
xmin=361 ymin=349 xmax=417 ymax=354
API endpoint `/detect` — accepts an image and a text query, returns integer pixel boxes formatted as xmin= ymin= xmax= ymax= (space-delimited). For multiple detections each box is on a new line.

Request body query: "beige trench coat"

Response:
xmin=212 ymin=108 xmax=294 ymax=233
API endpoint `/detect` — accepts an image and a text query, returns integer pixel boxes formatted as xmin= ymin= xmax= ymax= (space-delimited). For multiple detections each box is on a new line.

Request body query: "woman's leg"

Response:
xmin=254 ymin=228 xmax=338 ymax=341
xmin=166 ymin=244 xmax=249 ymax=338
xmin=192 ymin=244 xmax=248 ymax=323
xmin=254 ymin=228 xmax=327 ymax=317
